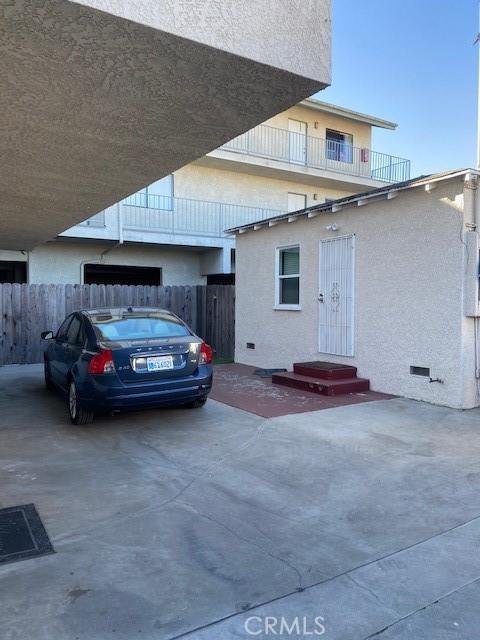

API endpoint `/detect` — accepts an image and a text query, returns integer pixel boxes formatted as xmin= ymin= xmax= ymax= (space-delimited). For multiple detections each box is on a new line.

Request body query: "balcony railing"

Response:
xmin=219 ymin=123 xmax=410 ymax=183
xmin=78 ymin=211 xmax=106 ymax=227
xmin=121 ymin=193 xmax=285 ymax=237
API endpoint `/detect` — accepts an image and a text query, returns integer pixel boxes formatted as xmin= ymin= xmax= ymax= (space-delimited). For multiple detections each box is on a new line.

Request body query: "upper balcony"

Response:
xmin=122 ymin=193 xmax=283 ymax=241
xmin=61 ymin=193 xmax=285 ymax=249
xmin=200 ymin=123 xmax=410 ymax=190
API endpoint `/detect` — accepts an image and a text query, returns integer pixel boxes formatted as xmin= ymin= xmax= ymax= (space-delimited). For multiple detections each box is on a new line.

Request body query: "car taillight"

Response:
xmin=88 ymin=349 xmax=116 ymax=374
xmin=199 ymin=342 xmax=213 ymax=365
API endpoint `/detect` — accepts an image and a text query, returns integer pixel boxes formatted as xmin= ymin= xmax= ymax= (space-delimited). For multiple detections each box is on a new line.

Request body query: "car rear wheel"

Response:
xmin=44 ymin=359 xmax=54 ymax=391
xmin=68 ymin=381 xmax=94 ymax=425
xmin=185 ymin=397 xmax=208 ymax=409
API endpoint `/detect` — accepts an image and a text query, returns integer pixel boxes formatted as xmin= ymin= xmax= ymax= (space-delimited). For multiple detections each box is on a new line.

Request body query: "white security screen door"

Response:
xmin=287 ymin=192 xmax=307 ymax=212
xmin=318 ymin=235 xmax=355 ymax=356
xmin=288 ymin=119 xmax=307 ymax=164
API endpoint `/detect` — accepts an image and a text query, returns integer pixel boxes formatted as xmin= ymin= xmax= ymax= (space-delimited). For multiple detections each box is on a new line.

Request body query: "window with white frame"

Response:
xmin=276 ymin=245 xmax=300 ymax=307
xmin=326 ymin=129 xmax=353 ymax=163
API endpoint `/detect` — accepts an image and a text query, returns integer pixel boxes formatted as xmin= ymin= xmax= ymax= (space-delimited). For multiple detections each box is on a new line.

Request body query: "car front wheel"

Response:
xmin=68 ymin=381 xmax=94 ymax=425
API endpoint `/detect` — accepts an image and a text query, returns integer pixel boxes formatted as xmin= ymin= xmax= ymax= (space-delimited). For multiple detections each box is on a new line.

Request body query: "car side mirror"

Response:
xmin=41 ymin=331 xmax=54 ymax=340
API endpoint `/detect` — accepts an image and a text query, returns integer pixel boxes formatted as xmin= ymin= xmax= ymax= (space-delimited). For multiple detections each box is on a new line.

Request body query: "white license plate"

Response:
xmin=146 ymin=355 xmax=174 ymax=372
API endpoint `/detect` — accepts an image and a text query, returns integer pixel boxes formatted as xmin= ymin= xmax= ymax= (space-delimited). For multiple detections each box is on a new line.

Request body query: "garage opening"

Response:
xmin=84 ymin=264 xmax=162 ymax=286
xmin=0 ymin=260 xmax=27 ymax=283
xmin=207 ymin=273 xmax=235 ymax=285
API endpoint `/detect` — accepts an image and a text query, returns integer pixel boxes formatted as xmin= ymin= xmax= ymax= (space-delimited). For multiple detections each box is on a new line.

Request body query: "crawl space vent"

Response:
xmin=410 ymin=366 xmax=430 ymax=377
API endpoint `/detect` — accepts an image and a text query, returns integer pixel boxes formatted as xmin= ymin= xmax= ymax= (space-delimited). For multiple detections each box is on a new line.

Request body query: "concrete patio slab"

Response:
xmin=368 ymin=578 xmax=480 ymax=639
xmin=186 ymin=517 xmax=480 ymax=639
xmin=1 ymin=364 xmax=480 ymax=639
xmin=210 ymin=363 xmax=394 ymax=417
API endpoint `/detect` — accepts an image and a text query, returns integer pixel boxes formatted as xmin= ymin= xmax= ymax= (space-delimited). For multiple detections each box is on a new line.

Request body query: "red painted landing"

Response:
xmin=272 ymin=371 xmax=370 ymax=396
xmin=273 ymin=361 xmax=370 ymax=397
xmin=293 ymin=361 xmax=357 ymax=380
xmin=210 ymin=363 xmax=394 ymax=418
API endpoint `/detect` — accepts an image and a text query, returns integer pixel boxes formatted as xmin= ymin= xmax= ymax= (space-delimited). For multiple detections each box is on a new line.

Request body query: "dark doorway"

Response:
xmin=84 ymin=264 xmax=162 ymax=286
xmin=207 ymin=273 xmax=235 ymax=285
xmin=0 ymin=261 xmax=27 ymax=284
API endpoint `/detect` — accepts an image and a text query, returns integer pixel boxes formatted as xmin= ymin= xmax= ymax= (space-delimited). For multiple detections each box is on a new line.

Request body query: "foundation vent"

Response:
xmin=410 ymin=366 xmax=430 ymax=377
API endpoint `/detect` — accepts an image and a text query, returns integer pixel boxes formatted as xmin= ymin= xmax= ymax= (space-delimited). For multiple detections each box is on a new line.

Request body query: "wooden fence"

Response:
xmin=0 ymin=284 xmax=235 ymax=365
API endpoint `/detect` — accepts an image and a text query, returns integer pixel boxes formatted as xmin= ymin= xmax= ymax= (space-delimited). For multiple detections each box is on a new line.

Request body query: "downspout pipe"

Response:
xmin=464 ymin=171 xmax=478 ymax=230
xmin=79 ymin=205 xmax=124 ymax=284
xmin=79 ymin=244 xmax=121 ymax=284
xmin=117 ymin=202 xmax=124 ymax=245
xmin=463 ymin=172 xmax=480 ymax=387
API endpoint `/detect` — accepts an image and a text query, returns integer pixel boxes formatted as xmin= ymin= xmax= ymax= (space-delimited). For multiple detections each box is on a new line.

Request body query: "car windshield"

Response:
xmin=91 ymin=313 xmax=190 ymax=341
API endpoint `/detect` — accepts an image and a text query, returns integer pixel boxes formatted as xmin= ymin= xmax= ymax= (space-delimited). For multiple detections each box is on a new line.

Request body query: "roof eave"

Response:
xmin=228 ymin=168 xmax=475 ymax=235
xmin=300 ymin=98 xmax=397 ymax=130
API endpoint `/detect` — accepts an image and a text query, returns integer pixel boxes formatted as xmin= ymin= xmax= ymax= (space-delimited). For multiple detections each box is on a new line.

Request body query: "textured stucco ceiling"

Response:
xmin=0 ymin=0 xmax=331 ymax=250
xmin=72 ymin=0 xmax=331 ymax=83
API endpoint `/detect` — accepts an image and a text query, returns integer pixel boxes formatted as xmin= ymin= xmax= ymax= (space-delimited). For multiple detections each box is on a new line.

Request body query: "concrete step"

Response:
xmin=272 ymin=371 xmax=370 ymax=396
xmin=293 ymin=361 xmax=358 ymax=380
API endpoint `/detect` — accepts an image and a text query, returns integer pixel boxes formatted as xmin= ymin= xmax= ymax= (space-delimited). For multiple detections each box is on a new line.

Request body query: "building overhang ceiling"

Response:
xmin=0 ymin=0 xmax=331 ymax=250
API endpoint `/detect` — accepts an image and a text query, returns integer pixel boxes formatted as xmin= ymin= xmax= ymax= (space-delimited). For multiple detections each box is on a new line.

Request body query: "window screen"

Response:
xmin=278 ymin=247 xmax=300 ymax=305
xmin=326 ymin=129 xmax=353 ymax=163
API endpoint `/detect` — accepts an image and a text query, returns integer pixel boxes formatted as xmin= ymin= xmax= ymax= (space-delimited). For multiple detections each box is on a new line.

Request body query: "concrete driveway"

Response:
xmin=1 ymin=364 xmax=480 ymax=640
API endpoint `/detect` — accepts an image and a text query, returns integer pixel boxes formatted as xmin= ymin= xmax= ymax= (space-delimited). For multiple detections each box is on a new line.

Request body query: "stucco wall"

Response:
xmin=235 ymin=179 xmax=472 ymax=409
xmin=265 ymin=104 xmax=372 ymax=150
xmin=0 ymin=250 xmax=27 ymax=263
xmin=26 ymin=242 xmax=206 ymax=286
xmin=174 ymin=165 xmax=353 ymax=212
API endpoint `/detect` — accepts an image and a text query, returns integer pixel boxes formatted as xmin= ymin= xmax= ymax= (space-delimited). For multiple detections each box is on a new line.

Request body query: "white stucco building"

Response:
xmin=0 ymin=99 xmax=409 ymax=286
xmin=230 ymin=169 xmax=480 ymax=409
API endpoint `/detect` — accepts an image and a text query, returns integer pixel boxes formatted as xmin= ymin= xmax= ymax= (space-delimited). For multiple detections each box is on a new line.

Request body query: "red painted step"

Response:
xmin=272 ymin=371 xmax=370 ymax=396
xmin=293 ymin=361 xmax=357 ymax=380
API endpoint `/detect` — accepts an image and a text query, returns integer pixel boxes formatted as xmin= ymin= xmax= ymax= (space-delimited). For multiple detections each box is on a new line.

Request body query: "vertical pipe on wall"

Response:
xmin=464 ymin=172 xmax=477 ymax=229
xmin=118 ymin=202 xmax=124 ymax=245
xmin=463 ymin=173 xmax=480 ymax=383
xmin=474 ymin=173 xmax=480 ymax=380
xmin=476 ymin=2 xmax=480 ymax=169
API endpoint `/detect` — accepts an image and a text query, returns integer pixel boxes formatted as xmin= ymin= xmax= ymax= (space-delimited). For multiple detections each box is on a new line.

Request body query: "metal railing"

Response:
xmin=78 ymin=211 xmax=106 ymax=227
xmin=121 ymin=192 xmax=285 ymax=236
xmin=219 ymin=123 xmax=410 ymax=183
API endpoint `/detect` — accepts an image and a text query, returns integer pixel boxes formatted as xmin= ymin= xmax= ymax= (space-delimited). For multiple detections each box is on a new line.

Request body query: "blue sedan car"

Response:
xmin=42 ymin=308 xmax=213 ymax=424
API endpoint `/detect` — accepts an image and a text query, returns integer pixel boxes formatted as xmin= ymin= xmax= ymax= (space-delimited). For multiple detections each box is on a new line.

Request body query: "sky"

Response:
xmin=316 ymin=0 xmax=479 ymax=176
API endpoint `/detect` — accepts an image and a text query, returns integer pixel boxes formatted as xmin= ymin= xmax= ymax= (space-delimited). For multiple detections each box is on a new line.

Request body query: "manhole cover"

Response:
xmin=0 ymin=504 xmax=54 ymax=566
